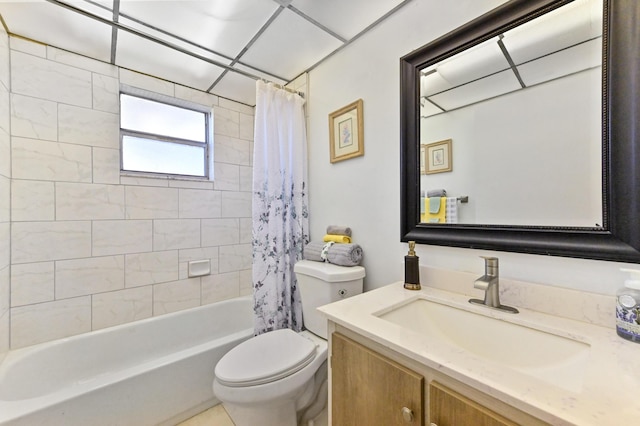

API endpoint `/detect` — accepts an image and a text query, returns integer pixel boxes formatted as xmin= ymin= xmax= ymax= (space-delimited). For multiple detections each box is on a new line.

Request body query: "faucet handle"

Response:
xmin=480 ymin=256 xmax=498 ymax=267
xmin=480 ymin=256 xmax=498 ymax=276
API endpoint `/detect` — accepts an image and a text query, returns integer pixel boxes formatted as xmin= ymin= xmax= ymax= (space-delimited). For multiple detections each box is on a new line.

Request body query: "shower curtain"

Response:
xmin=252 ymin=80 xmax=309 ymax=335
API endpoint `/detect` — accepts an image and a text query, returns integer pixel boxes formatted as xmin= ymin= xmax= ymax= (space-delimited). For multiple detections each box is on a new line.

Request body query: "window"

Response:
xmin=120 ymin=92 xmax=211 ymax=178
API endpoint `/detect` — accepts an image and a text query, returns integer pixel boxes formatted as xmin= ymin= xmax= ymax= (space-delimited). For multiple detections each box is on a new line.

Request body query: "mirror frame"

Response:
xmin=400 ymin=0 xmax=640 ymax=263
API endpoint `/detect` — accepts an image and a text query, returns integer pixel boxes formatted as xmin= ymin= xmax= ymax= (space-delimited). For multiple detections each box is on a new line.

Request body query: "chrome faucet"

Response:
xmin=469 ymin=256 xmax=518 ymax=314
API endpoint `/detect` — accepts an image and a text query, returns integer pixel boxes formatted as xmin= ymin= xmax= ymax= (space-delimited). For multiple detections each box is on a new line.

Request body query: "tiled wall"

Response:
xmin=7 ymin=37 xmax=254 ymax=349
xmin=0 ymin=24 xmax=10 ymax=359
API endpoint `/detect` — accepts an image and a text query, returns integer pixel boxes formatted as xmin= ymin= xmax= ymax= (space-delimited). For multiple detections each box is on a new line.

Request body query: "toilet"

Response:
xmin=213 ymin=260 xmax=365 ymax=426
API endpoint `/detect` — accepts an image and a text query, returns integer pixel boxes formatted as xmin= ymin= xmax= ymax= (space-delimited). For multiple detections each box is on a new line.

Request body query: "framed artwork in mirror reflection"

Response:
xmin=422 ymin=139 xmax=452 ymax=174
xmin=329 ymin=99 xmax=364 ymax=163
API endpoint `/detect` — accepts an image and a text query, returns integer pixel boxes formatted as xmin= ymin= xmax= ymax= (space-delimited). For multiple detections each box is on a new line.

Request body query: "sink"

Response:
xmin=377 ymin=298 xmax=590 ymax=392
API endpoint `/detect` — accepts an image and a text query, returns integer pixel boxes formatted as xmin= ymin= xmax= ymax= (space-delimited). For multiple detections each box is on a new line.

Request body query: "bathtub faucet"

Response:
xmin=469 ymin=256 xmax=518 ymax=314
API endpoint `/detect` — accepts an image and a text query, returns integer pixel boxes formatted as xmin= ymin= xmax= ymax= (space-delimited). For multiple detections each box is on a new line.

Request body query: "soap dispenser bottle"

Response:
xmin=404 ymin=241 xmax=421 ymax=290
xmin=616 ymin=268 xmax=640 ymax=343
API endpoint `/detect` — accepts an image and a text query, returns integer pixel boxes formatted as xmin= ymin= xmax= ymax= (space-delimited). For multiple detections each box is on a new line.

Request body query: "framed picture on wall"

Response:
xmin=329 ymin=99 xmax=364 ymax=163
xmin=422 ymin=139 xmax=452 ymax=174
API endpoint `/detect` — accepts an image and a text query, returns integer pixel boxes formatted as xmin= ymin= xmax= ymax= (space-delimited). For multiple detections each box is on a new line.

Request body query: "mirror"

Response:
xmin=420 ymin=0 xmax=602 ymax=227
xmin=400 ymin=0 xmax=640 ymax=263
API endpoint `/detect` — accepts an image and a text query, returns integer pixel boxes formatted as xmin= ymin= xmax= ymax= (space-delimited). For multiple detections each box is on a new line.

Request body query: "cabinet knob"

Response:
xmin=401 ymin=407 xmax=414 ymax=422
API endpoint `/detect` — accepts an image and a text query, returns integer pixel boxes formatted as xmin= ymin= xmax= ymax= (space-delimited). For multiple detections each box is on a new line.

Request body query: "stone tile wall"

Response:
xmin=0 ymin=23 xmax=10 ymax=359
xmin=7 ymin=37 xmax=254 ymax=349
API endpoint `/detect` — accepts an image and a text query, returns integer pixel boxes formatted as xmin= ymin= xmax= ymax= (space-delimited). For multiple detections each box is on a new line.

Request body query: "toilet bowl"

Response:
xmin=213 ymin=260 xmax=365 ymax=426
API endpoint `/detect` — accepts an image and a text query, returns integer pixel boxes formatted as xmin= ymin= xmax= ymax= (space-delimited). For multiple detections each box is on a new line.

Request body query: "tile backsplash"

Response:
xmin=6 ymin=36 xmax=254 ymax=349
xmin=422 ymin=265 xmax=616 ymax=329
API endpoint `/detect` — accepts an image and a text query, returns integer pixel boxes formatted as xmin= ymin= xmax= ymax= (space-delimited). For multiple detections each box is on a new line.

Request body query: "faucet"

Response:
xmin=469 ymin=256 xmax=518 ymax=314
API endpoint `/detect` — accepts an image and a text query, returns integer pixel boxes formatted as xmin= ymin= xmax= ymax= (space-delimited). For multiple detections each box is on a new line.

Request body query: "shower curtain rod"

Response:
xmin=261 ymin=79 xmax=305 ymax=98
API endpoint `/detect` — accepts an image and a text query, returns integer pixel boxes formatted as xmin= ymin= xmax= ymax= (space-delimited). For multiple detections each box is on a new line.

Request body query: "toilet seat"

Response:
xmin=215 ymin=329 xmax=317 ymax=387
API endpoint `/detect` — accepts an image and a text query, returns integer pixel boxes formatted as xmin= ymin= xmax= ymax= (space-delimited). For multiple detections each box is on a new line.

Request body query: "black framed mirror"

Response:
xmin=400 ymin=0 xmax=640 ymax=263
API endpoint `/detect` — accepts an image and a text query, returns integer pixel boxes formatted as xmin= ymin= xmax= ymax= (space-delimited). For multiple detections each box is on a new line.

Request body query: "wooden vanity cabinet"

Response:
xmin=330 ymin=328 xmax=549 ymax=426
xmin=331 ymin=332 xmax=424 ymax=425
xmin=430 ymin=381 xmax=517 ymax=426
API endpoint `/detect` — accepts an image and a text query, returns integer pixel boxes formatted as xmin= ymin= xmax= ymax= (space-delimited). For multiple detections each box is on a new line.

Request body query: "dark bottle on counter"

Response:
xmin=404 ymin=241 xmax=421 ymax=290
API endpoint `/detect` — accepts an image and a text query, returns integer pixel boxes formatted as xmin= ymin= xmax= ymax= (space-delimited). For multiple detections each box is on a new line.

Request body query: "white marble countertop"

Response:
xmin=318 ymin=281 xmax=640 ymax=426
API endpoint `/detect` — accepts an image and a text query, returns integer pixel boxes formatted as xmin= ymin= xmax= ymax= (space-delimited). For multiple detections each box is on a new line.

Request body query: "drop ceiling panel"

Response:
xmin=0 ymin=1 xmax=113 ymax=62
xmin=211 ymin=71 xmax=258 ymax=107
xmin=119 ymin=15 xmax=234 ymax=66
xmin=430 ymin=70 xmax=521 ymax=111
xmin=502 ymin=0 xmax=601 ymax=65
xmin=233 ymin=63 xmax=288 ymax=86
xmin=116 ymin=31 xmax=227 ymax=92
xmin=420 ymin=101 xmax=444 ymax=119
xmin=240 ymin=7 xmax=342 ymax=80
xmin=518 ymin=39 xmax=601 ymax=87
xmin=290 ymin=0 xmax=404 ymax=40
xmin=0 ymin=0 xmax=412 ymax=106
xmin=435 ymin=38 xmax=509 ymax=88
xmin=118 ymin=0 xmax=280 ymax=59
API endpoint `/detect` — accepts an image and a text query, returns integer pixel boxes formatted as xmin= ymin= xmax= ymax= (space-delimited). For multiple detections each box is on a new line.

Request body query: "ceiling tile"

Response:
xmin=210 ymin=71 xmax=257 ymax=106
xmin=290 ymin=0 xmax=404 ymax=40
xmin=518 ymin=39 xmax=601 ymax=87
xmin=420 ymin=101 xmax=444 ymax=119
xmin=430 ymin=70 xmax=521 ymax=111
xmin=119 ymin=14 xmax=234 ymax=67
xmin=435 ymin=38 xmax=508 ymax=88
xmin=116 ymin=31 xmax=227 ymax=92
xmin=240 ymin=7 xmax=342 ymax=80
xmin=118 ymin=0 xmax=280 ymax=59
xmin=0 ymin=0 xmax=411 ymax=106
xmin=502 ymin=0 xmax=601 ymax=65
xmin=0 ymin=1 xmax=112 ymax=62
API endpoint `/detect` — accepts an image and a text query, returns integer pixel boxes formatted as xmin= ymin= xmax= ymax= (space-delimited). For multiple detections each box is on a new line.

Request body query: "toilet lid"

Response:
xmin=215 ymin=329 xmax=317 ymax=387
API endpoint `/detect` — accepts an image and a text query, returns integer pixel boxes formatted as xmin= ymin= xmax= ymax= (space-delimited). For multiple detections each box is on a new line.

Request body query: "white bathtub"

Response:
xmin=0 ymin=295 xmax=254 ymax=426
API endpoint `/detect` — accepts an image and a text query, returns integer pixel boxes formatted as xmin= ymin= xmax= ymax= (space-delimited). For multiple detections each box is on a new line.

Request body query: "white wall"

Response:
xmin=6 ymin=37 xmax=254 ymax=349
xmin=306 ymin=0 xmax=630 ymax=295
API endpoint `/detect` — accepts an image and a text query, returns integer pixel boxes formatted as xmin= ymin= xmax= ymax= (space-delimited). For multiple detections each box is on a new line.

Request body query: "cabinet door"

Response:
xmin=429 ymin=381 xmax=518 ymax=426
xmin=331 ymin=333 xmax=424 ymax=426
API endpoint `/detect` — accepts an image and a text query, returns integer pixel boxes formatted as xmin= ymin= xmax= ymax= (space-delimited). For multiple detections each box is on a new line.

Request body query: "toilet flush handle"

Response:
xmin=338 ymin=289 xmax=348 ymax=297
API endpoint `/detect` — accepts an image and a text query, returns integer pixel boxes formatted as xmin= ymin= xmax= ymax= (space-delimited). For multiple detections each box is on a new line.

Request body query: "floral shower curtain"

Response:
xmin=252 ymin=80 xmax=309 ymax=335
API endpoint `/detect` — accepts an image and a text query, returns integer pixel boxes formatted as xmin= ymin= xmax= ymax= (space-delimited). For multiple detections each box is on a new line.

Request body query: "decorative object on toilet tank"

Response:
xmin=326 ymin=225 xmax=352 ymax=237
xmin=329 ymin=99 xmax=364 ymax=163
xmin=303 ymin=241 xmax=363 ymax=266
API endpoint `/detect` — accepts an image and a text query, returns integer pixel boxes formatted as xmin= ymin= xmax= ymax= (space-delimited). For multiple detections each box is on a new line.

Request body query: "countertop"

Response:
xmin=318 ymin=281 xmax=640 ymax=425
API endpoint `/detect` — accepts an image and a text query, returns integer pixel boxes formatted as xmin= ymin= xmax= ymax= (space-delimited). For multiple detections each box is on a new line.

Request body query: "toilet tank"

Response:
xmin=294 ymin=260 xmax=365 ymax=339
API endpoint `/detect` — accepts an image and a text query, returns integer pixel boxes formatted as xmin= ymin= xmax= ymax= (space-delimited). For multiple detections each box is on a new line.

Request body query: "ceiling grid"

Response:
xmin=0 ymin=0 xmax=413 ymax=105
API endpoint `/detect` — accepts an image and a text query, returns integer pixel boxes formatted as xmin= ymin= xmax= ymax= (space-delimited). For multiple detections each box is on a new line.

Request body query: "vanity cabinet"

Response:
xmin=331 ymin=332 xmax=424 ymax=425
xmin=330 ymin=328 xmax=548 ymax=426
xmin=429 ymin=381 xmax=517 ymax=426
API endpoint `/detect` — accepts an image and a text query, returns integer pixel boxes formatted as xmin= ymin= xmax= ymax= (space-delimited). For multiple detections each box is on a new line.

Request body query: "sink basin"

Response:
xmin=377 ymin=298 xmax=590 ymax=392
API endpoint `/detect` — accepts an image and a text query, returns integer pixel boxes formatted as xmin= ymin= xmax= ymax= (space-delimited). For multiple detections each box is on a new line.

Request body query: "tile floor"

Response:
xmin=177 ymin=404 xmax=235 ymax=426
xmin=177 ymin=404 xmax=329 ymax=426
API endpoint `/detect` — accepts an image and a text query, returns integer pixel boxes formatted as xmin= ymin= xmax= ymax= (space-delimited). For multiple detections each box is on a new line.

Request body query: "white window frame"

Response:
xmin=119 ymin=86 xmax=213 ymax=180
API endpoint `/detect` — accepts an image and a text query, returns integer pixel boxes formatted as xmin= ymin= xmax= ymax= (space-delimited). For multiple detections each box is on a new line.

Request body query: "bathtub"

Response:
xmin=0 ymin=295 xmax=254 ymax=426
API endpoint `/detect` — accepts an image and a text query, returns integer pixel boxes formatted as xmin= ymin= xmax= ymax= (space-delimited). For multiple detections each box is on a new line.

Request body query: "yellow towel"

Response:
xmin=422 ymin=197 xmax=446 ymax=223
xmin=323 ymin=234 xmax=352 ymax=243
